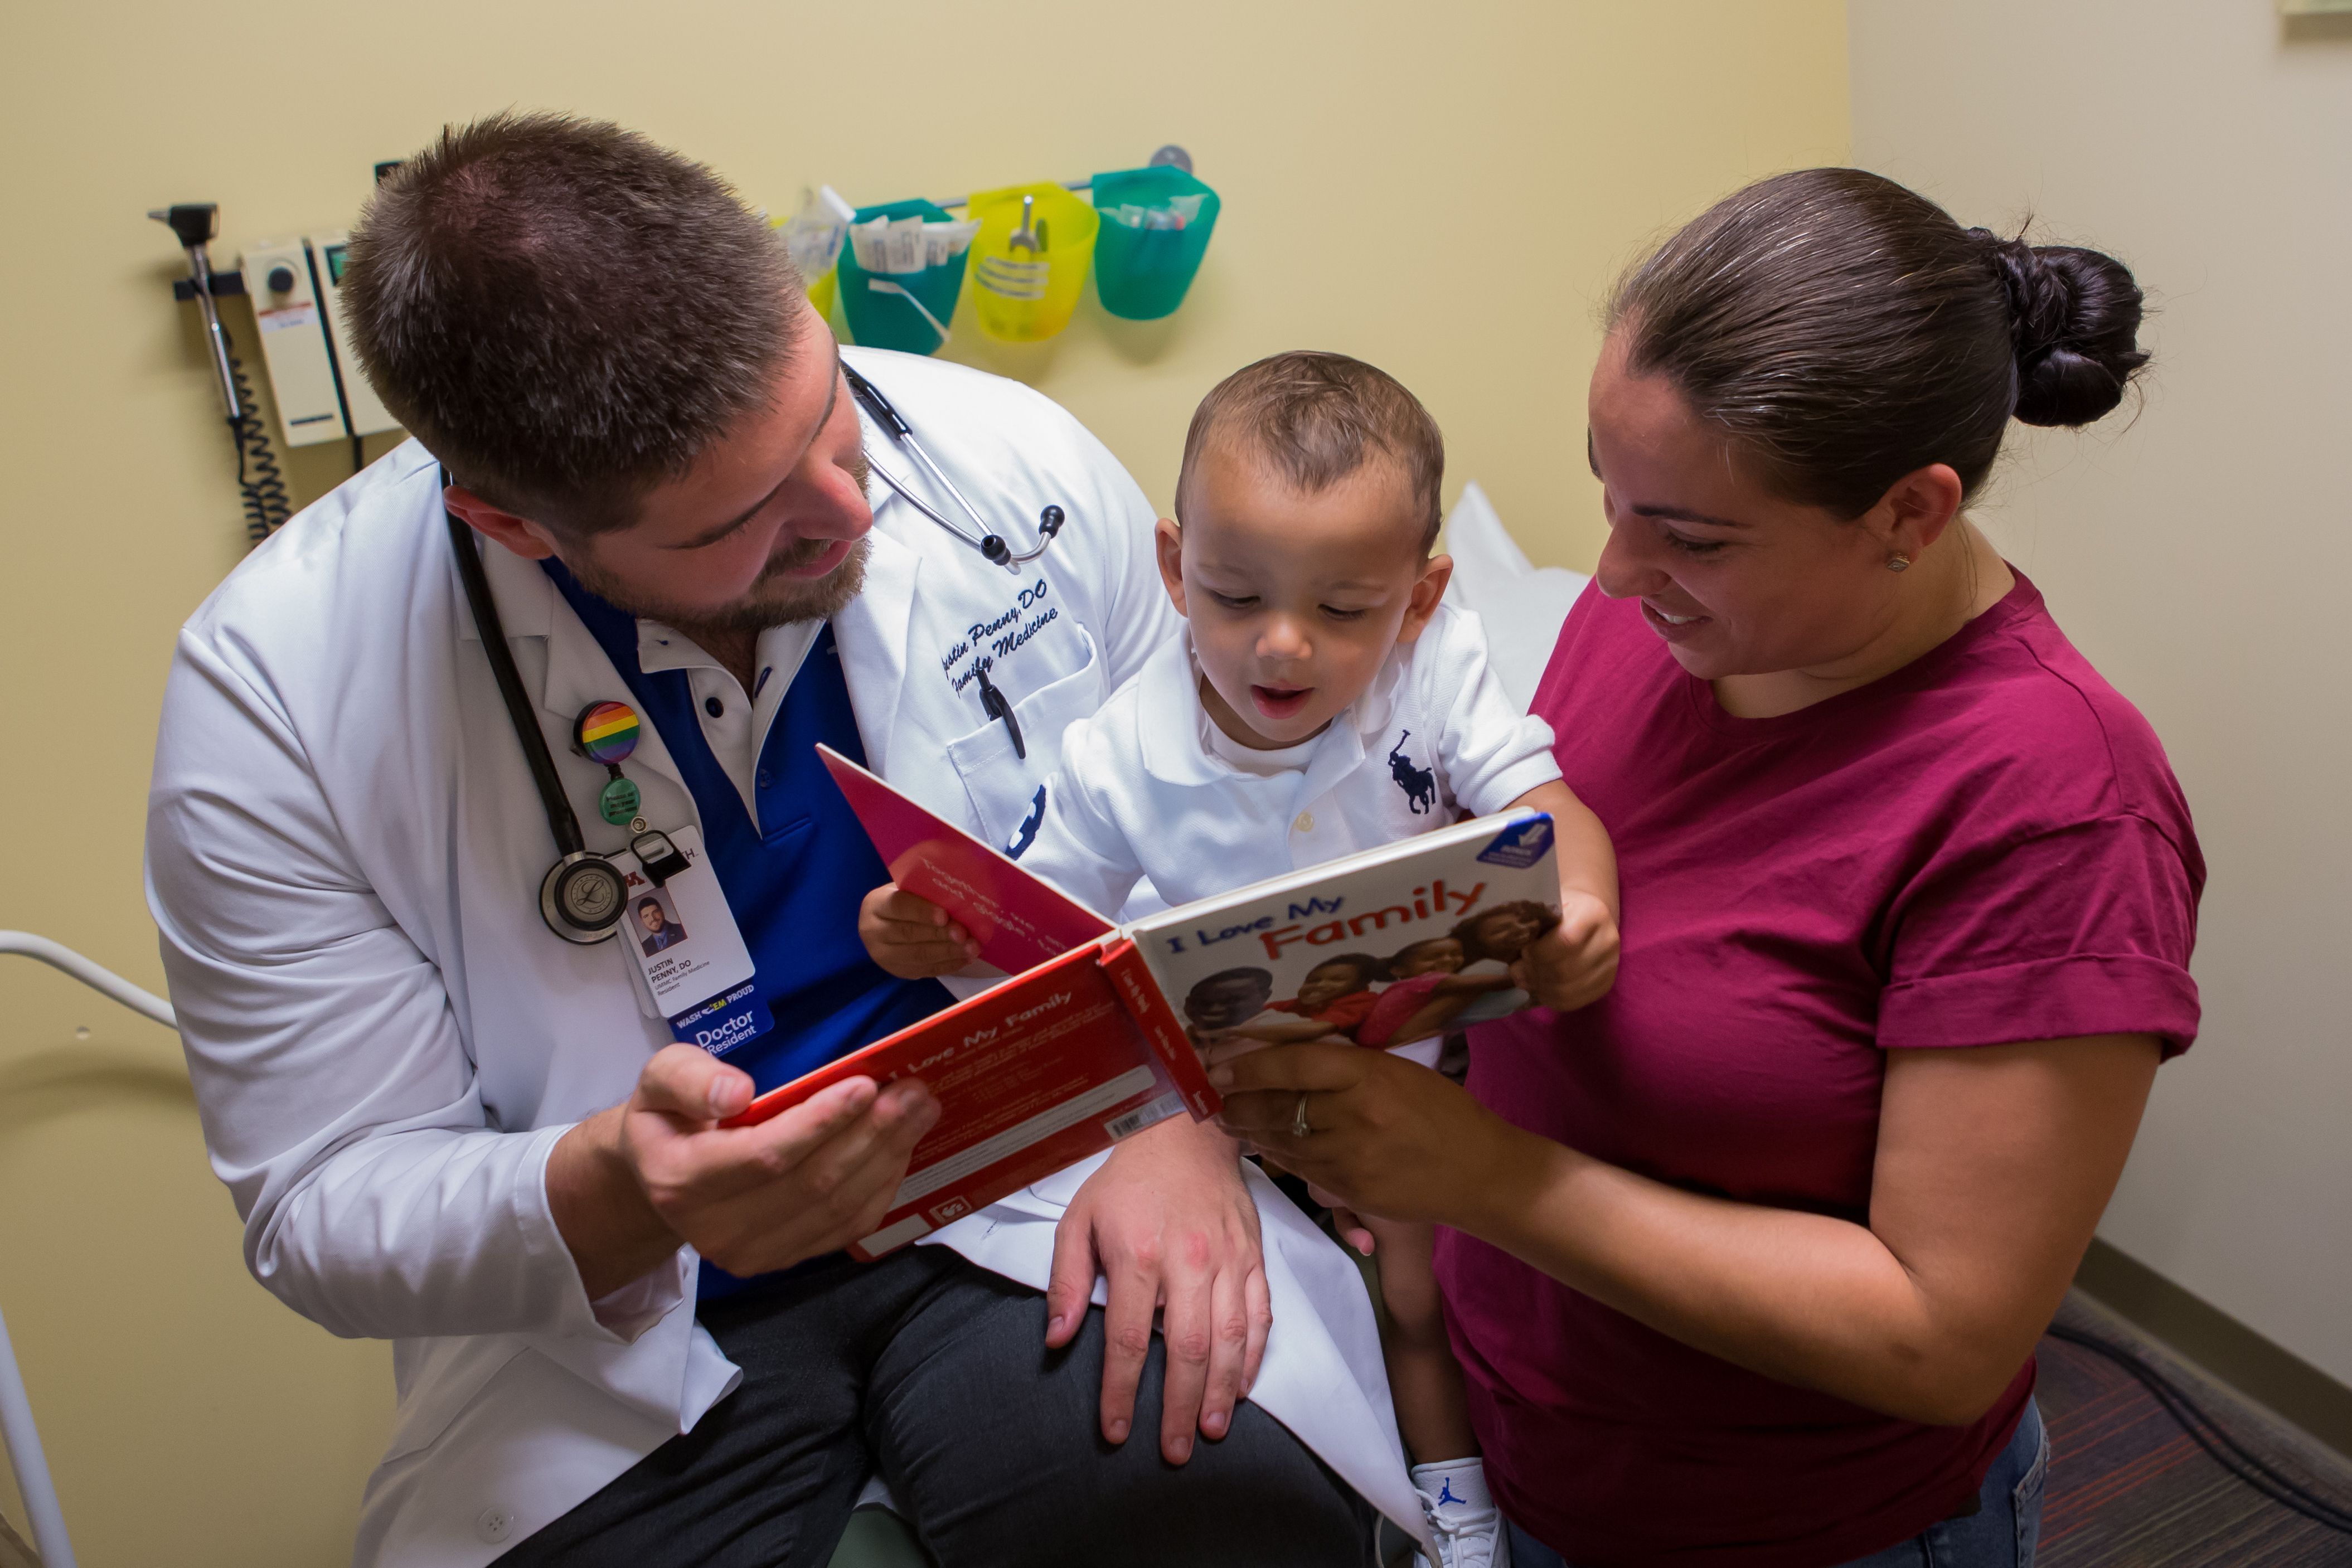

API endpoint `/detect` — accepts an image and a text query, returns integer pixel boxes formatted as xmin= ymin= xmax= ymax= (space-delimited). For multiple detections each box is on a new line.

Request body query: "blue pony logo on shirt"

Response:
xmin=1389 ymin=731 xmax=1437 ymax=815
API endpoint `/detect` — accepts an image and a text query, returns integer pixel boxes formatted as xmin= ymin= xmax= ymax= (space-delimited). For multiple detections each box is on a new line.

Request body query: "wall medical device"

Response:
xmin=311 ymin=230 xmax=401 ymax=436
xmin=151 ymin=203 xmax=290 ymax=541
xmin=238 ymin=234 xmax=402 ymax=451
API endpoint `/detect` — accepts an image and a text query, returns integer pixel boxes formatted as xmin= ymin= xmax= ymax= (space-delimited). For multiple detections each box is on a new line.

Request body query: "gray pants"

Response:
xmin=499 ymin=1247 xmax=1376 ymax=1567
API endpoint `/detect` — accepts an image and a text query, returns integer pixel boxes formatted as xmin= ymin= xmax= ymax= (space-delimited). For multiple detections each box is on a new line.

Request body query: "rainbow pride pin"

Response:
xmin=575 ymin=701 xmax=641 ymax=765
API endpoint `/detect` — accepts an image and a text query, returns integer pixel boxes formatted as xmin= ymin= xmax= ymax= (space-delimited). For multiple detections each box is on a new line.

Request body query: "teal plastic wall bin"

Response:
xmin=1090 ymin=166 xmax=1221 ymax=321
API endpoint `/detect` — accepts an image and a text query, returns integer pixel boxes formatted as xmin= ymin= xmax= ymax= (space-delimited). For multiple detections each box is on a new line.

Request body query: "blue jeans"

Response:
xmin=1505 ymin=1399 xmax=2050 ymax=1568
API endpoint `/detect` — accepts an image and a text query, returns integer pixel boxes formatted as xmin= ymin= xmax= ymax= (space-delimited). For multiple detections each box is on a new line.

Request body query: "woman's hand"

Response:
xmin=1514 ymin=889 xmax=1620 ymax=1012
xmin=1208 ymin=1042 xmax=1529 ymax=1229
xmin=1045 ymin=1116 xmax=1272 ymax=1465
xmin=857 ymin=883 xmax=981 ymax=979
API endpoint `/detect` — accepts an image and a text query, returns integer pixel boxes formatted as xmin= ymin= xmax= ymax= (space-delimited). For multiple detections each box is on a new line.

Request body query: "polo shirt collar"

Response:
xmin=1134 ymin=625 xmax=1414 ymax=798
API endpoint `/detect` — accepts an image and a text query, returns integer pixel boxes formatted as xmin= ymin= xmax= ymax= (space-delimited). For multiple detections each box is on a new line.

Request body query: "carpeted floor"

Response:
xmin=2038 ymin=1293 xmax=2352 ymax=1566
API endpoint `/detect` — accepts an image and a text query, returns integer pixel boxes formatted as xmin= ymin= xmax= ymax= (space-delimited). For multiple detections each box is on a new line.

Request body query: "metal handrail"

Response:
xmin=0 ymin=928 xmax=174 ymax=1568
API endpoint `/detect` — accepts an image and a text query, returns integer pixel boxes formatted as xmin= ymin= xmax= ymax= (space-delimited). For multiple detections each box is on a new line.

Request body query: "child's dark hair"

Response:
xmin=1176 ymin=351 xmax=1445 ymax=552
xmin=1191 ymin=967 xmax=1273 ymax=996
xmin=1449 ymin=901 xmax=1561 ymax=963
xmin=1385 ymin=936 xmax=1463 ymax=972
xmin=1307 ymin=953 xmax=1386 ymax=989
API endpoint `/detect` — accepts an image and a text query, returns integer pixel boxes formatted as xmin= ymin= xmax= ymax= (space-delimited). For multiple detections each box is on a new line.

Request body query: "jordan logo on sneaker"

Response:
xmin=1436 ymin=1477 xmax=1464 ymax=1508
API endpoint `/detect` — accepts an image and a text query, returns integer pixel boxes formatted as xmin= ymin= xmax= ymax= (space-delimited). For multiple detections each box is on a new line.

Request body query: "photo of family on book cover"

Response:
xmin=1119 ymin=811 xmax=1562 ymax=1067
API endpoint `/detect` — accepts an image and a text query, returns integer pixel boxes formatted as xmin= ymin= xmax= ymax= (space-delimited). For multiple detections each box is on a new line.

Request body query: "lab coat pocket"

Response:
xmin=944 ymin=625 xmax=1103 ymax=852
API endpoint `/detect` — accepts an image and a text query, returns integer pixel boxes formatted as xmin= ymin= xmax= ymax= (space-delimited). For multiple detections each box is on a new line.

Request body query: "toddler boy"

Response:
xmin=862 ymin=351 xmax=1619 ymax=1567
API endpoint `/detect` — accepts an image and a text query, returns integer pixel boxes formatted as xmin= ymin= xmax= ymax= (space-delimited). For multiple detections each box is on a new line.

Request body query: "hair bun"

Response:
xmin=1972 ymin=230 xmax=2150 ymax=428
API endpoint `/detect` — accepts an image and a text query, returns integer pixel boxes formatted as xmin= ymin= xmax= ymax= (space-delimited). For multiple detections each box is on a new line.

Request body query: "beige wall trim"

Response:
xmin=2075 ymin=1239 xmax=2352 ymax=1462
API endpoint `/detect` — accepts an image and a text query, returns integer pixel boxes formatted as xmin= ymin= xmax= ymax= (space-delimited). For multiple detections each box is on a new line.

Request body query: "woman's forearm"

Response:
xmin=1463 ymin=1128 xmax=2012 ymax=1425
xmin=1452 ymin=1034 xmax=2158 ymax=1425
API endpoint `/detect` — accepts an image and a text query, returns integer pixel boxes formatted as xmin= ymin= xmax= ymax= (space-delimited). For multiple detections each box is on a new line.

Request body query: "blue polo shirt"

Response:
xmin=545 ymin=564 xmax=951 ymax=1293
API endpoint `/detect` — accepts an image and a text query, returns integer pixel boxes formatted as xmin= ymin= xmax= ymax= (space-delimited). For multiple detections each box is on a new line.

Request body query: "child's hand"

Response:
xmin=1511 ymin=891 xmax=1619 ymax=1012
xmin=859 ymin=884 xmax=982 ymax=979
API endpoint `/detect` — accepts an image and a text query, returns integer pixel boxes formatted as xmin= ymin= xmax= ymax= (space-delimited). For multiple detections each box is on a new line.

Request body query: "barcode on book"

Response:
xmin=1104 ymin=1092 xmax=1186 ymax=1142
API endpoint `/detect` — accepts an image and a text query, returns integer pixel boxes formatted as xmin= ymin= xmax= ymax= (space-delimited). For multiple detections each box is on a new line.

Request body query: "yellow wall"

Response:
xmin=1850 ymin=3 xmax=2352 ymax=1389
xmin=0 ymin=3 xmax=1847 ymax=1561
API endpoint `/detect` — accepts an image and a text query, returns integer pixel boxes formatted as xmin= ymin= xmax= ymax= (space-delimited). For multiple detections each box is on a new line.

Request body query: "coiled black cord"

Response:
xmin=223 ymin=328 xmax=292 ymax=545
xmin=2046 ymin=1322 xmax=2352 ymax=1537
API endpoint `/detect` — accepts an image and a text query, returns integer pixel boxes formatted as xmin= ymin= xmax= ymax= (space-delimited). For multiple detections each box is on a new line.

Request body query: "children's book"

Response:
xmin=721 ymin=744 xmax=1560 ymax=1259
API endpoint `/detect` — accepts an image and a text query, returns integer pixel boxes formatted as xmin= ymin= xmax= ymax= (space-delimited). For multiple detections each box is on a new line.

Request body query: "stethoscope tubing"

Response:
xmin=845 ymin=363 xmax=1061 ymax=569
xmin=448 ymin=509 xmax=589 ymax=859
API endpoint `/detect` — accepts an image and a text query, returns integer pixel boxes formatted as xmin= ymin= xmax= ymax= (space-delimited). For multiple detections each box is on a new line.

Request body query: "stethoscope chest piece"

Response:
xmin=542 ymin=851 xmax=628 ymax=943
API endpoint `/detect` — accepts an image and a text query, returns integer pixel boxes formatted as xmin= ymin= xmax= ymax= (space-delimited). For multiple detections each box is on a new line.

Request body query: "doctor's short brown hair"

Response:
xmin=1177 ymin=352 xmax=1446 ymax=552
xmin=340 ymin=111 xmax=805 ymax=532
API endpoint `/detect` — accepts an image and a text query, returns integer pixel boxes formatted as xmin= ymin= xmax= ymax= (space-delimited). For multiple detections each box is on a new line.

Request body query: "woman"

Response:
xmin=1214 ymin=168 xmax=2201 ymax=1568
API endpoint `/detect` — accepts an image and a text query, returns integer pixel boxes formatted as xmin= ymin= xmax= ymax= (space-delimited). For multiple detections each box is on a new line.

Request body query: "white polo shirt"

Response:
xmin=1020 ymin=600 xmax=1563 ymax=919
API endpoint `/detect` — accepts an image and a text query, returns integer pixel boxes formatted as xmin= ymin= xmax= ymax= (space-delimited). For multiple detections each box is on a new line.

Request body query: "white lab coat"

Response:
xmin=144 ymin=348 xmax=1432 ymax=1567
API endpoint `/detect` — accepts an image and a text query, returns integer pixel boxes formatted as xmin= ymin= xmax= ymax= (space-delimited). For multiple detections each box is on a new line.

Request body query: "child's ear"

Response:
xmin=1394 ymin=552 xmax=1453 ymax=645
xmin=1153 ymin=518 xmax=1189 ymax=617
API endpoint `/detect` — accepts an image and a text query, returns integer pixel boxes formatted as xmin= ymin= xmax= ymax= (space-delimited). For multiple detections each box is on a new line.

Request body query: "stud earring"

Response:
xmin=1886 ymin=552 xmax=1912 ymax=573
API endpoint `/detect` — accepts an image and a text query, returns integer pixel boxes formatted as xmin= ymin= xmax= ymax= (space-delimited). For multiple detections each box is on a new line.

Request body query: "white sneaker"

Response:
xmin=1411 ymin=1457 xmax=1510 ymax=1568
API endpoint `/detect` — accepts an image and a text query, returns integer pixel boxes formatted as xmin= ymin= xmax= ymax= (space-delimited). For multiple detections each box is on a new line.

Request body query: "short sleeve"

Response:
xmin=1429 ymin=606 xmax=1562 ymax=813
xmin=1016 ymin=718 xmax=1147 ymax=921
xmin=1879 ymin=813 xmax=2201 ymax=1056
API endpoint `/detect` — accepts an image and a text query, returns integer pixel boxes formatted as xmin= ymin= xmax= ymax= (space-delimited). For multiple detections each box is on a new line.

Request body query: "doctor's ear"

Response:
xmin=1154 ymin=518 xmax=1190 ymax=616
xmin=445 ymin=485 xmax=564 ymax=563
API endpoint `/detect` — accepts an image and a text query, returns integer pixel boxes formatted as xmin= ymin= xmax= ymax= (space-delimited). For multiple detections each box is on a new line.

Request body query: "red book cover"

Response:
xmin=817 ymin=744 xmax=1110 ymax=975
xmin=721 ymin=943 xmax=1198 ymax=1259
xmin=1098 ymin=937 xmax=1221 ymax=1120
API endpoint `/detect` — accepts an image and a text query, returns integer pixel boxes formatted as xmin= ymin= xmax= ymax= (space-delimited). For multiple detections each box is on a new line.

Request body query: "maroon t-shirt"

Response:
xmin=1436 ymin=574 xmax=2203 ymax=1567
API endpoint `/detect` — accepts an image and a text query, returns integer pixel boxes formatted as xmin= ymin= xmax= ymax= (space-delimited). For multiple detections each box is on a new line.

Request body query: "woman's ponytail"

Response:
xmin=1972 ymin=230 xmax=2151 ymax=429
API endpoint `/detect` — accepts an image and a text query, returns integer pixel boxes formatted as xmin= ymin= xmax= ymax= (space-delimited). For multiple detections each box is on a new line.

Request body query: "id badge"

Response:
xmin=613 ymin=825 xmax=773 ymax=1057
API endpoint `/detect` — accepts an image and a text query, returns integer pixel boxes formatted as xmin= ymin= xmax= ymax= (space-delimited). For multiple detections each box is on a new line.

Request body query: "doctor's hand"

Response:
xmin=1046 ymin=1115 xmax=1270 ymax=1466
xmin=550 ymin=1043 xmax=940 ymax=1301
xmin=1512 ymin=890 xmax=1621 ymax=1013
xmin=859 ymin=883 xmax=983 ymax=979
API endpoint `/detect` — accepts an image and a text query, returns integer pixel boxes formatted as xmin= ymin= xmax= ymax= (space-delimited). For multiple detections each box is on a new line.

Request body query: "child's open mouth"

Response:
xmin=1251 ymin=685 xmax=1313 ymax=721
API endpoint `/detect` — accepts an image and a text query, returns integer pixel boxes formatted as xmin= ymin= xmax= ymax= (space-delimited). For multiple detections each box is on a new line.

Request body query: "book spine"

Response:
xmin=1098 ymin=938 xmax=1223 ymax=1118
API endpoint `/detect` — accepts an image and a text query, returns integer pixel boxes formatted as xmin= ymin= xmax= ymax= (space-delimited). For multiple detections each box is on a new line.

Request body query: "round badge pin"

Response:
xmin=574 ymin=701 xmax=641 ymax=765
xmin=597 ymin=775 xmax=642 ymax=827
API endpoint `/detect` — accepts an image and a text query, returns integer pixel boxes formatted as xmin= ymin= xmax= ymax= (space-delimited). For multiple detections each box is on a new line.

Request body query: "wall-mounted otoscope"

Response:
xmin=149 ymin=203 xmax=245 ymax=425
xmin=151 ymin=201 xmax=291 ymax=541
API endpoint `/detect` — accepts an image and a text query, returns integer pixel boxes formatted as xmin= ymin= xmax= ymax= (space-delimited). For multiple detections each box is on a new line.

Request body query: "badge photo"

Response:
xmin=613 ymin=824 xmax=773 ymax=1056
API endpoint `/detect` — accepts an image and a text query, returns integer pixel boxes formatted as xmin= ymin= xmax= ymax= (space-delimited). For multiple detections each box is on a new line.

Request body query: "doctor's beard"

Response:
xmin=562 ymin=449 xmax=874 ymax=634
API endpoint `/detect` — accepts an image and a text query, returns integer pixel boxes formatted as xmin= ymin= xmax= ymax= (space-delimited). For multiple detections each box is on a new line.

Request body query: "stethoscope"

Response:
xmin=843 ymin=362 xmax=1066 ymax=571
xmin=448 ymin=504 xmax=690 ymax=945
xmin=451 ymin=367 xmax=1072 ymax=942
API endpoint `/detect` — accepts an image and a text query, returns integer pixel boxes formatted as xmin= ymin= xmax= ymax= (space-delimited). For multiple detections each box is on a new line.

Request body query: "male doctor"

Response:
xmin=146 ymin=115 xmax=1412 ymax=1566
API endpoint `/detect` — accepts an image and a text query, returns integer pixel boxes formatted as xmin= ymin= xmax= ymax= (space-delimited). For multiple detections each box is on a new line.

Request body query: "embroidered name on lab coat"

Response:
xmin=942 ymin=577 xmax=1060 ymax=693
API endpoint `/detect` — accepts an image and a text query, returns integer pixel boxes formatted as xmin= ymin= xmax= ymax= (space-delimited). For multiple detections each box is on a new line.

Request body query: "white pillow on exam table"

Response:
xmin=1438 ymin=480 xmax=1591 ymax=712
